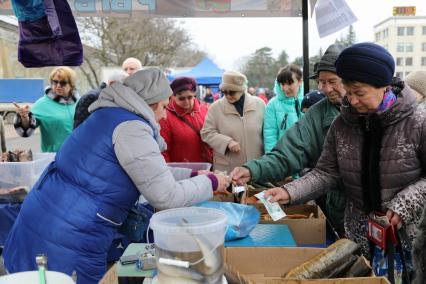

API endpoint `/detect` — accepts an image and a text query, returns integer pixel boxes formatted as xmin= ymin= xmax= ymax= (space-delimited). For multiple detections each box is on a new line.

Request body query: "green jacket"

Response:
xmin=31 ymin=95 xmax=77 ymax=152
xmin=245 ymin=98 xmax=345 ymax=230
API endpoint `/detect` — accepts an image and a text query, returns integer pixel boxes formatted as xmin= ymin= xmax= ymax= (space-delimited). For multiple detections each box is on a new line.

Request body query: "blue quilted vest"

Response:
xmin=4 ymin=107 xmax=153 ymax=284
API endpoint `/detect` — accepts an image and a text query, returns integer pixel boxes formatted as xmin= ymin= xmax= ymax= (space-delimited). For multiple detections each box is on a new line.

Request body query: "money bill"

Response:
xmin=254 ymin=191 xmax=286 ymax=221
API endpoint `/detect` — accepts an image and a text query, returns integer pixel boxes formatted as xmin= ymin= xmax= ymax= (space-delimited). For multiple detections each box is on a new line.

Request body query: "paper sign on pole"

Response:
xmin=315 ymin=0 xmax=357 ymax=38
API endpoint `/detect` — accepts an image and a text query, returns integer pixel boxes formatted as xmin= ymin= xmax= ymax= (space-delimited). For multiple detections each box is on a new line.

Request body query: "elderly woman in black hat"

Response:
xmin=159 ymin=76 xmax=212 ymax=163
xmin=265 ymin=43 xmax=426 ymax=264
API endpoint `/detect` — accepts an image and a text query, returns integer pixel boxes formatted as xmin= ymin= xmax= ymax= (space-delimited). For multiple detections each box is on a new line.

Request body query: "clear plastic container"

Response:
xmin=167 ymin=162 xmax=212 ymax=171
xmin=150 ymin=207 xmax=227 ymax=284
xmin=0 ymin=152 xmax=56 ymax=190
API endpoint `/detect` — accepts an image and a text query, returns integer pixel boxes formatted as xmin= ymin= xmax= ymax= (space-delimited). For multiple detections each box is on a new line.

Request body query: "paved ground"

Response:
xmin=4 ymin=124 xmax=40 ymax=152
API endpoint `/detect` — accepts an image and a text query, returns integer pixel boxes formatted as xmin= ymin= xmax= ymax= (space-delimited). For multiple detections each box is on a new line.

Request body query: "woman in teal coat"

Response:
xmin=263 ymin=64 xmax=303 ymax=152
xmin=14 ymin=67 xmax=79 ymax=152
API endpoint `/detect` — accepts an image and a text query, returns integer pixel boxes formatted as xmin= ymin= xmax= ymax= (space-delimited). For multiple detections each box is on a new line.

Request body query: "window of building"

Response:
xmin=397 ymin=43 xmax=414 ymax=52
xmin=375 ymin=32 xmax=381 ymax=41
xmin=405 ymin=57 xmax=413 ymax=66
xmin=423 ymin=26 xmax=426 ymax=35
xmin=422 ymin=57 xmax=426 ymax=66
xmin=381 ymin=29 xmax=389 ymax=39
xmin=396 ymin=57 xmax=404 ymax=66
xmin=398 ymin=27 xmax=405 ymax=36
xmin=423 ymin=43 xmax=426 ymax=52
xmin=407 ymin=27 xmax=414 ymax=35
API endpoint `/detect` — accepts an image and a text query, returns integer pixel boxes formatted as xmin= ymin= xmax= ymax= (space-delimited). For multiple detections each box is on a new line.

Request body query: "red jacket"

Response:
xmin=160 ymin=98 xmax=213 ymax=163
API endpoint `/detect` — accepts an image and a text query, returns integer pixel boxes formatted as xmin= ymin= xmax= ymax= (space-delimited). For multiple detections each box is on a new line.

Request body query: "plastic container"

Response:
xmin=150 ymin=207 xmax=227 ymax=283
xmin=0 ymin=271 xmax=74 ymax=284
xmin=0 ymin=152 xmax=55 ymax=190
xmin=167 ymin=162 xmax=212 ymax=171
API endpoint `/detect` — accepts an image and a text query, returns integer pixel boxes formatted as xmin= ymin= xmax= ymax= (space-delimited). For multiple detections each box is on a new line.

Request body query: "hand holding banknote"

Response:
xmin=255 ymin=191 xmax=287 ymax=221
xmin=264 ymin=187 xmax=291 ymax=204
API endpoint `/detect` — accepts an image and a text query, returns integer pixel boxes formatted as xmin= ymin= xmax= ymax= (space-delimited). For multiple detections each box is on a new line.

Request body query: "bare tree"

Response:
xmin=78 ymin=17 xmax=206 ymax=88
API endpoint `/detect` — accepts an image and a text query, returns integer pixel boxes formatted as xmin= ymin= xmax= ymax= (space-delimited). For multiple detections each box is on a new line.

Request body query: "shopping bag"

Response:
xmin=11 ymin=0 xmax=83 ymax=67
xmin=194 ymin=201 xmax=260 ymax=241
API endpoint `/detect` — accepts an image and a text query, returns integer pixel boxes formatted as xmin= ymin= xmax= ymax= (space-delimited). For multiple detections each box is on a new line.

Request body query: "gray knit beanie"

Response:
xmin=316 ymin=44 xmax=345 ymax=75
xmin=123 ymin=67 xmax=172 ymax=105
xmin=405 ymin=71 xmax=426 ymax=100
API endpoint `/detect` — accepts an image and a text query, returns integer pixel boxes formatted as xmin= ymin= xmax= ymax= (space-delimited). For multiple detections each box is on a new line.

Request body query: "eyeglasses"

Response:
xmin=221 ymin=90 xmax=238 ymax=96
xmin=52 ymin=80 xmax=69 ymax=87
xmin=176 ymin=95 xmax=194 ymax=101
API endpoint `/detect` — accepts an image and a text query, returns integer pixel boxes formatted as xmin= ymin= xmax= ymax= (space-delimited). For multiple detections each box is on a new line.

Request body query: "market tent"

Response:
xmin=170 ymin=57 xmax=224 ymax=87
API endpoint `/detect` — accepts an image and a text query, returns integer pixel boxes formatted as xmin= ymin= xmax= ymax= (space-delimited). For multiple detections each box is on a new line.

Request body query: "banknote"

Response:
xmin=254 ymin=191 xmax=286 ymax=221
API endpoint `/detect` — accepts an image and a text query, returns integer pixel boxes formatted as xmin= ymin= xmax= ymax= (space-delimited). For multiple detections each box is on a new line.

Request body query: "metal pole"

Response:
xmin=302 ymin=0 xmax=309 ymax=95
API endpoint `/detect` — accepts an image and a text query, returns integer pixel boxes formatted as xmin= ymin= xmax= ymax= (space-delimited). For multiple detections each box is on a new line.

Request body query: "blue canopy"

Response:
xmin=170 ymin=57 xmax=224 ymax=86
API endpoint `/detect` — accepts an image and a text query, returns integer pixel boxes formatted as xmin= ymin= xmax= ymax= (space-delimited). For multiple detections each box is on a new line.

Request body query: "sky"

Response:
xmin=177 ymin=0 xmax=426 ymax=70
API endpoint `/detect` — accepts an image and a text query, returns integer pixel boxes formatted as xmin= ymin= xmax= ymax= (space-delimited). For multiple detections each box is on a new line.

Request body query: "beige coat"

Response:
xmin=201 ymin=94 xmax=265 ymax=173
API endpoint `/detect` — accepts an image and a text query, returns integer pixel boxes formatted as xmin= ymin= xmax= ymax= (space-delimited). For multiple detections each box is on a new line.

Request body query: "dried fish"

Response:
xmin=224 ymin=264 xmax=252 ymax=284
xmin=0 ymin=186 xmax=28 ymax=203
xmin=343 ymin=256 xmax=372 ymax=277
xmin=284 ymin=239 xmax=359 ymax=279
xmin=5 ymin=149 xmax=33 ymax=162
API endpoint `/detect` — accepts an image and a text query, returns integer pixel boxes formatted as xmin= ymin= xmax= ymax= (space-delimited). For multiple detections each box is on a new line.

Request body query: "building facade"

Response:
xmin=374 ymin=16 xmax=426 ymax=79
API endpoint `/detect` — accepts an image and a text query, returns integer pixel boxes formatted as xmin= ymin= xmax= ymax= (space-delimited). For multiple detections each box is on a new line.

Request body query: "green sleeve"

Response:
xmin=246 ymin=107 xmax=323 ymax=183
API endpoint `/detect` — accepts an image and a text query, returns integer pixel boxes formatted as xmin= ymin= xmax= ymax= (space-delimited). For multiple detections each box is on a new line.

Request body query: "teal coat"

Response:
xmin=263 ymin=80 xmax=303 ymax=152
xmin=246 ymin=98 xmax=345 ymax=230
xmin=31 ymin=95 xmax=77 ymax=152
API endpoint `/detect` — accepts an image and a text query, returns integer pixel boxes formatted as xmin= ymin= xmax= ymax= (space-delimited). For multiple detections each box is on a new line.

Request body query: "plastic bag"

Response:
xmin=119 ymin=203 xmax=154 ymax=243
xmin=372 ymin=245 xmax=413 ymax=284
xmin=12 ymin=0 xmax=83 ymax=67
xmin=194 ymin=201 xmax=260 ymax=241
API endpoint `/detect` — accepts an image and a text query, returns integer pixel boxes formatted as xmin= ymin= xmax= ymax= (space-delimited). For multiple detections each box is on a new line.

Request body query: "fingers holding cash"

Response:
xmin=264 ymin=187 xmax=291 ymax=204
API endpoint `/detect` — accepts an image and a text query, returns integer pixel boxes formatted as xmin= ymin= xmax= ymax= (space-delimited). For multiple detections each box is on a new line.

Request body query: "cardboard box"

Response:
xmin=242 ymin=188 xmax=326 ymax=245
xmin=99 ymin=264 xmax=118 ymax=284
xmin=260 ymin=204 xmax=326 ymax=246
xmin=224 ymin=247 xmax=389 ymax=284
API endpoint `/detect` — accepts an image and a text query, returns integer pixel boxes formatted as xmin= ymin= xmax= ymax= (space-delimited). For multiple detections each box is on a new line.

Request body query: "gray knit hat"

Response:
xmin=405 ymin=71 xmax=426 ymax=100
xmin=316 ymin=44 xmax=344 ymax=75
xmin=123 ymin=67 xmax=172 ymax=105
xmin=219 ymin=70 xmax=248 ymax=92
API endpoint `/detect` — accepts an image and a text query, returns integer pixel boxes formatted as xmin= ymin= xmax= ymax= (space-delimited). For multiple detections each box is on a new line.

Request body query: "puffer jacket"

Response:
xmin=160 ymin=98 xmax=212 ymax=163
xmin=285 ymin=84 xmax=426 ymax=256
xmin=263 ymin=80 xmax=303 ymax=152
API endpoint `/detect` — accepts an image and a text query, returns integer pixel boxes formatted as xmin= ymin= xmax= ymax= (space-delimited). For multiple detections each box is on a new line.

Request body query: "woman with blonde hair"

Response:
xmin=14 ymin=66 xmax=79 ymax=152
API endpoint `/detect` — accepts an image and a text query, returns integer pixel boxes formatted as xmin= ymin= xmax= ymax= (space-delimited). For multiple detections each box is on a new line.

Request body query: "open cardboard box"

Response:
xmin=242 ymin=188 xmax=326 ymax=245
xmin=225 ymin=247 xmax=390 ymax=284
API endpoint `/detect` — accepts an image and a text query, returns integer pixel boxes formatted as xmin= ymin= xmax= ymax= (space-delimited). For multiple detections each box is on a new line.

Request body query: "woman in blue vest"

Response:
xmin=3 ymin=68 xmax=231 ymax=284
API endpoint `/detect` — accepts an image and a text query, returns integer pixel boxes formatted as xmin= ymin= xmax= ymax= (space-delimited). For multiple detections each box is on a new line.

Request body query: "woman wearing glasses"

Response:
xmin=14 ymin=66 xmax=79 ymax=152
xmin=201 ymin=70 xmax=266 ymax=173
xmin=159 ymin=76 xmax=212 ymax=163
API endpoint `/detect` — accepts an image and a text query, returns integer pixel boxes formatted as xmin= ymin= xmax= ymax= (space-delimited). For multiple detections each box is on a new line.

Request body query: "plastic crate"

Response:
xmin=167 ymin=162 xmax=212 ymax=171
xmin=0 ymin=152 xmax=56 ymax=190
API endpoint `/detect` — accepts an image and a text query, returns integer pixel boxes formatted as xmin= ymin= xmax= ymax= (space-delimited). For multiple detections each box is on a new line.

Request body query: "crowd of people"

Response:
xmin=2 ymin=42 xmax=426 ymax=284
